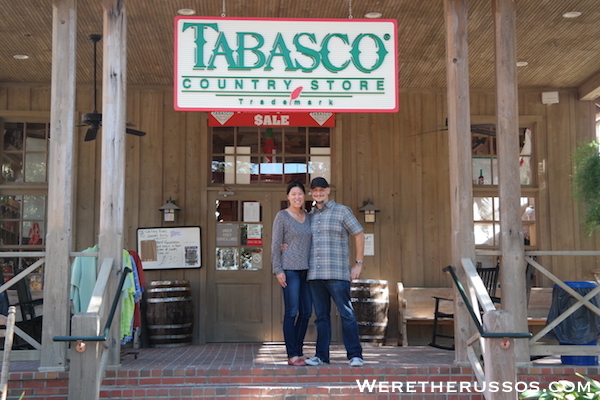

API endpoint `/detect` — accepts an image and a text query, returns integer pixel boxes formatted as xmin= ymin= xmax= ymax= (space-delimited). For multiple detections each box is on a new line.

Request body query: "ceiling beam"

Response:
xmin=579 ymin=70 xmax=600 ymax=101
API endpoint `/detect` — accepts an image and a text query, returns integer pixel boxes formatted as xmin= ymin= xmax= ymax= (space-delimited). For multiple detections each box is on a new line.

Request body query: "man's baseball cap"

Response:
xmin=310 ymin=177 xmax=329 ymax=189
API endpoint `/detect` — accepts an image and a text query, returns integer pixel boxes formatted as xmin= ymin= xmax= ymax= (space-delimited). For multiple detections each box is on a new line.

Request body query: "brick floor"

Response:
xmin=5 ymin=343 xmax=600 ymax=399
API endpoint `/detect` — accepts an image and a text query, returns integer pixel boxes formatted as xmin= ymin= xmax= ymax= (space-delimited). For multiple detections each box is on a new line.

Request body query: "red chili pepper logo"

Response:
xmin=290 ymin=87 xmax=303 ymax=100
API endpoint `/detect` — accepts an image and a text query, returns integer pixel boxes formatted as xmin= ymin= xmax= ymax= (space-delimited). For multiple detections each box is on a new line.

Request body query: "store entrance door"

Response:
xmin=206 ymin=190 xmax=274 ymax=342
xmin=206 ymin=189 xmax=336 ymax=343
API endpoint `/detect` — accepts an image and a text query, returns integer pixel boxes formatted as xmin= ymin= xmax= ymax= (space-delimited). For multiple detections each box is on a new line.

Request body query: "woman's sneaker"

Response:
xmin=349 ymin=357 xmax=364 ymax=367
xmin=305 ymin=356 xmax=328 ymax=366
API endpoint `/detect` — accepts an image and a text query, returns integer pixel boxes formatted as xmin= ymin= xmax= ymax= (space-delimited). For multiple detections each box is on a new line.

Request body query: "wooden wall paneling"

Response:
xmin=400 ymin=91 xmax=424 ymax=286
xmin=339 ymin=114 xmax=354 ymax=205
xmin=30 ymin=85 xmax=51 ymax=111
xmin=74 ymin=85 xmax=99 ymax=250
xmin=434 ymin=90 xmax=452 ymax=286
xmin=377 ymin=112 xmax=399 ymax=338
xmin=567 ymin=92 xmax=586 ymax=278
xmin=184 ymin=110 xmax=206 ymax=343
xmin=7 ymin=86 xmax=31 ymax=110
xmin=367 ymin=113 xmax=381 ymax=280
xmin=124 ymin=88 xmax=141 ymax=250
xmin=137 ymin=89 xmax=164 ymax=283
xmin=546 ymin=95 xmax=577 ymax=281
xmin=354 ymin=113 xmax=377 ymax=276
xmin=420 ymin=91 xmax=442 ymax=286
xmin=161 ymin=91 xmax=185 ymax=282
xmin=0 ymin=86 xmax=7 ymax=109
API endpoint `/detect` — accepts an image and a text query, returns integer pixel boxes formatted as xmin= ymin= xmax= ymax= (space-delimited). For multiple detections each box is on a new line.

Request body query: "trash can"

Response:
xmin=546 ymin=281 xmax=600 ymax=365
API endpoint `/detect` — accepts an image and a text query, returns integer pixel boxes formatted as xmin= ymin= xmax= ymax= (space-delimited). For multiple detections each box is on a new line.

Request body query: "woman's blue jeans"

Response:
xmin=282 ymin=270 xmax=312 ymax=358
xmin=309 ymin=279 xmax=362 ymax=362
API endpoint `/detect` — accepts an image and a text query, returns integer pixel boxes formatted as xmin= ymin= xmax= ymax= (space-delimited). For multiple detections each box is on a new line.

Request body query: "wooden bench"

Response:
xmin=397 ymin=283 xmax=553 ymax=346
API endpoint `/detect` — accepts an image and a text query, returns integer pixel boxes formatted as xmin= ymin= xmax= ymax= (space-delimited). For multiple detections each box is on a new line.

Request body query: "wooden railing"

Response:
xmin=0 ymin=251 xmax=99 ymax=361
xmin=449 ymin=259 xmax=530 ymax=400
xmin=476 ymin=250 xmax=600 ymax=358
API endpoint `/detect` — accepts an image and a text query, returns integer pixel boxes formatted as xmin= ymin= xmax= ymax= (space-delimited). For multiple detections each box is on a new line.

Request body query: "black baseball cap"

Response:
xmin=310 ymin=177 xmax=329 ymax=189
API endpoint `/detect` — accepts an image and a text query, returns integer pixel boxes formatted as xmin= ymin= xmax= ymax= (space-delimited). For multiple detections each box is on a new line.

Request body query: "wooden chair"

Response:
xmin=429 ymin=263 xmax=500 ymax=350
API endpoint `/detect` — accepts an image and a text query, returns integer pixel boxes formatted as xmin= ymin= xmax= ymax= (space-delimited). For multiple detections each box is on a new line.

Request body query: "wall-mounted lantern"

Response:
xmin=159 ymin=197 xmax=181 ymax=222
xmin=359 ymin=199 xmax=380 ymax=223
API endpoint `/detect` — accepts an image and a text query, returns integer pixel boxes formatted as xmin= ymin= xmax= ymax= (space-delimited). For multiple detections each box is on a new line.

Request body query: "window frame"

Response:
xmin=0 ymin=112 xmax=50 ymax=251
xmin=471 ymin=116 xmax=542 ymax=250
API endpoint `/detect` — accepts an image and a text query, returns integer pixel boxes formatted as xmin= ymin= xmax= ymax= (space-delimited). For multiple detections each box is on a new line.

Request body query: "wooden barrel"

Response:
xmin=351 ymin=280 xmax=389 ymax=344
xmin=145 ymin=280 xmax=194 ymax=348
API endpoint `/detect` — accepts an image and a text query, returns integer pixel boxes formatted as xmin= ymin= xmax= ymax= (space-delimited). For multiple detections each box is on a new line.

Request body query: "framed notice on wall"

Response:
xmin=137 ymin=226 xmax=201 ymax=269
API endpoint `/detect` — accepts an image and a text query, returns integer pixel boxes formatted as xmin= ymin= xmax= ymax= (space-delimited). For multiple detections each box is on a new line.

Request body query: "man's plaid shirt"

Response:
xmin=308 ymin=200 xmax=364 ymax=281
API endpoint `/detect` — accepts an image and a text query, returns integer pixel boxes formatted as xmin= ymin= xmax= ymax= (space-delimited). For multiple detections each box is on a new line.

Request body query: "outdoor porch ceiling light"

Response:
xmin=13 ymin=54 xmax=29 ymax=60
xmin=562 ymin=11 xmax=581 ymax=18
xmin=364 ymin=12 xmax=382 ymax=19
xmin=517 ymin=61 xmax=529 ymax=67
xmin=178 ymin=8 xmax=196 ymax=16
xmin=159 ymin=197 xmax=181 ymax=222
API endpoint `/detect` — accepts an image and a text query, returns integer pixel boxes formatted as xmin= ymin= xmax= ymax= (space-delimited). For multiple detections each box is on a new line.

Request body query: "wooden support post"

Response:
xmin=482 ymin=310 xmax=517 ymax=400
xmin=67 ymin=313 xmax=103 ymax=400
xmin=493 ymin=0 xmax=529 ymax=363
xmin=444 ymin=0 xmax=476 ymax=364
xmin=40 ymin=0 xmax=77 ymax=372
xmin=99 ymin=0 xmax=127 ymax=367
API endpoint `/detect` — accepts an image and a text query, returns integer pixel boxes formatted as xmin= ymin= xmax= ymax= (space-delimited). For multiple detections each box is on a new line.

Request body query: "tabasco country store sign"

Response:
xmin=174 ymin=17 xmax=398 ymax=113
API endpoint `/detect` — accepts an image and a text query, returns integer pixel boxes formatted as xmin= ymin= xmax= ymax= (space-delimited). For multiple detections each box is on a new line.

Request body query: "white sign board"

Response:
xmin=137 ymin=227 xmax=201 ymax=269
xmin=175 ymin=17 xmax=398 ymax=112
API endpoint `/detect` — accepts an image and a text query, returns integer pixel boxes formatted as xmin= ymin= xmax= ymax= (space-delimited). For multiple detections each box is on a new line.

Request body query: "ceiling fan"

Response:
xmin=414 ymin=119 xmax=497 ymax=137
xmin=79 ymin=34 xmax=146 ymax=142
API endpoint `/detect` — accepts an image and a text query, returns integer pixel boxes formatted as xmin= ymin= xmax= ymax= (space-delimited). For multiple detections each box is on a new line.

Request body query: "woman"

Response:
xmin=272 ymin=181 xmax=313 ymax=366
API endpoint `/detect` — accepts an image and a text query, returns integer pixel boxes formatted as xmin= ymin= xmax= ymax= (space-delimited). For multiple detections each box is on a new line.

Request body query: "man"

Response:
xmin=304 ymin=177 xmax=365 ymax=367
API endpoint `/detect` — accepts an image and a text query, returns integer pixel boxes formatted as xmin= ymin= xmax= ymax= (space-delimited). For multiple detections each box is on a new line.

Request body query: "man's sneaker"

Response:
xmin=349 ymin=357 xmax=364 ymax=367
xmin=305 ymin=356 xmax=328 ymax=366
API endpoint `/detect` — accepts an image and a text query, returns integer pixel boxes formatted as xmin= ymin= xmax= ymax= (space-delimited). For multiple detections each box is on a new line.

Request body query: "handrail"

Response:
xmin=53 ymin=266 xmax=132 ymax=342
xmin=443 ymin=265 xmax=531 ymax=339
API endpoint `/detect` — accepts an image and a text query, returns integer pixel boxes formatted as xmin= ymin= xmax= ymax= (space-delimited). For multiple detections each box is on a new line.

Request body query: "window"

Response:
xmin=473 ymin=196 xmax=536 ymax=247
xmin=0 ymin=117 xmax=49 ymax=290
xmin=211 ymin=126 xmax=331 ymax=185
xmin=472 ymin=122 xmax=538 ymax=248
xmin=215 ymin=200 xmax=263 ymax=271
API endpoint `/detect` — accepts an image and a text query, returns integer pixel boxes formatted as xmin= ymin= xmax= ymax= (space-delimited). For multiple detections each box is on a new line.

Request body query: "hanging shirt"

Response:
xmin=70 ymin=245 xmax=99 ymax=313
xmin=120 ymin=250 xmax=137 ymax=344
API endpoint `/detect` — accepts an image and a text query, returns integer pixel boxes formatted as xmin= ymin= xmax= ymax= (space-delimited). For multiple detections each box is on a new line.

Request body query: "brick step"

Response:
xmin=99 ymin=383 xmax=487 ymax=399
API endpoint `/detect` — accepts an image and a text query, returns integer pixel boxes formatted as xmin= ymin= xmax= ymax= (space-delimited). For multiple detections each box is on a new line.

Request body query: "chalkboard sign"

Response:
xmin=137 ymin=227 xmax=201 ymax=269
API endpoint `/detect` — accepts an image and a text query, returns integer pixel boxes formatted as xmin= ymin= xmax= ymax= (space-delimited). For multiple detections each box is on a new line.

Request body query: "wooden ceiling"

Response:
xmin=0 ymin=0 xmax=599 ymax=92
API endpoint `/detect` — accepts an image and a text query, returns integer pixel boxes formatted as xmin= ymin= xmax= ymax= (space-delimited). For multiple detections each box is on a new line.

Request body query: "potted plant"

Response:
xmin=572 ymin=141 xmax=600 ymax=235
xmin=520 ymin=373 xmax=600 ymax=399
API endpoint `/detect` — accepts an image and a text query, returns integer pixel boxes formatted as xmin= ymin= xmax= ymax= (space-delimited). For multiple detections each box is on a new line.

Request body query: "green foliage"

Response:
xmin=520 ymin=373 xmax=600 ymax=399
xmin=572 ymin=141 xmax=600 ymax=235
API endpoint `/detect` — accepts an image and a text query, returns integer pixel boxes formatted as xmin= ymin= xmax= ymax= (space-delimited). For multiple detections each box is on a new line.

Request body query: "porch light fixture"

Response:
xmin=364 ymin=12 xmax=382 ymax=19
xmin=177 ymin=8 xmax=196 ymax=16
xmin=359 ymin=199 xmax=380 ymax=223
xmin=159 ymin=197 xmax=181 ymax=222
xmin=562 ymin=11 xmax=581 ymax=18
xmin=13 ymin=54 xmax=29 ymax=60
